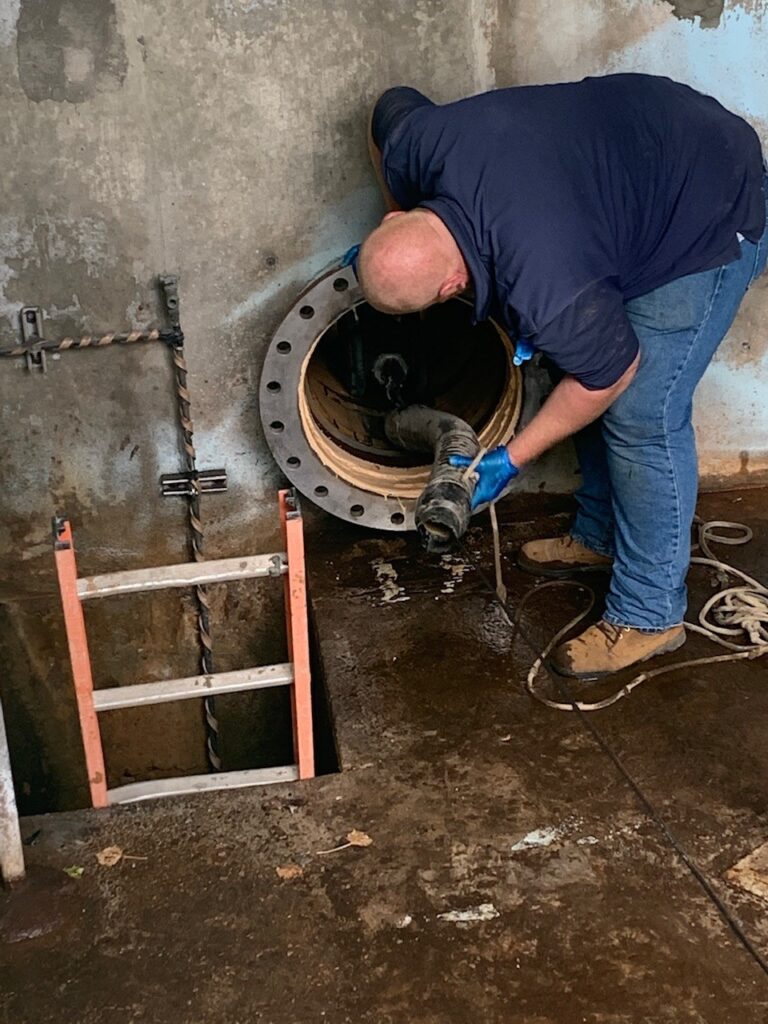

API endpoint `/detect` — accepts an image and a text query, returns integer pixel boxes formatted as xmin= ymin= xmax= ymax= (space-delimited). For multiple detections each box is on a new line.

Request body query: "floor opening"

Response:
xmin=3 ymin=593 xmax=338 ymax=815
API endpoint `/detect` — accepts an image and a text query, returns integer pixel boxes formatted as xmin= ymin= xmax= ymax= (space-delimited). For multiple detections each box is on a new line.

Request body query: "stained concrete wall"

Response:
xmin=1 ymin=0 xmax=767 ymax=809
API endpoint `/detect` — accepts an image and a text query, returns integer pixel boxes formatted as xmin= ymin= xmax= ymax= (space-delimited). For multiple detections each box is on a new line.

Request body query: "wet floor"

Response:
xmin=2 ymin=488 xmax=768 ymax=1023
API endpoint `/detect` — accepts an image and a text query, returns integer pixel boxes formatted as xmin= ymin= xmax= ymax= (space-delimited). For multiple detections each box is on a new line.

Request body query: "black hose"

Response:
xmin=385 ymin=405 xmax=478 ymax=554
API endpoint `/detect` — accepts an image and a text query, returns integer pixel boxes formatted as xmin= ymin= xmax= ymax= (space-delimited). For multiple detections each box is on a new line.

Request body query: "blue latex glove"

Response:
xmin=340 ymin=243 xmax=361 ymax=278
xmin=449 ymin=445 xmax=520 ymax=509
xmin=513 ymin=338 xmax=535 ymax=366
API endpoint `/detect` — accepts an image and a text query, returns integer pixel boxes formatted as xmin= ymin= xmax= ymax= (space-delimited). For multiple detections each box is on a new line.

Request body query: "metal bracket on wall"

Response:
xmin=160 ymin=469 xmax=228 ymax=497
xmin=20 ymin=306 xmax=46 ymax=373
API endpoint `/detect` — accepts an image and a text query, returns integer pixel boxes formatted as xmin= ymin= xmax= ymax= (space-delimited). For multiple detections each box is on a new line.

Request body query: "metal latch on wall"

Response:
xmin=160 ymin=469 xmax=227 ymax=497
xmin=20 ymin=306 xmax=46 ymax=373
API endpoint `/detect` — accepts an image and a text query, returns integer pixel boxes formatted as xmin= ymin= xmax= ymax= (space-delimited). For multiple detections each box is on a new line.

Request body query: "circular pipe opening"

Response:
xmin=297 ymin=298 xmax=521 ymax=500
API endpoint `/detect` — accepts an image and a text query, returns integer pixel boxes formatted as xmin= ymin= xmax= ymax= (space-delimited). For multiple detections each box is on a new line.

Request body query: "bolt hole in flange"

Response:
xmin=260 ymin=268 xmax=522 ymax=531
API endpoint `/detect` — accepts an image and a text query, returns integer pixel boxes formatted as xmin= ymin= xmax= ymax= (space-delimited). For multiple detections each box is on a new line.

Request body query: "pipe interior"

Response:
xmin=304 ymin=300 xmax=509 ymax=468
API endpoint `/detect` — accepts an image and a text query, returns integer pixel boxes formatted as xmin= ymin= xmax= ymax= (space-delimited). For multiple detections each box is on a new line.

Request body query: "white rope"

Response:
xmin=689 ymin=519 xmax=767 ymax=647
xmin=460 ymin=446 xmax=487 ymax=483
xmin=523 ymin=519 xmax=768 ymax=712
xmin=489 ymin=502 xmax=507 ymax=604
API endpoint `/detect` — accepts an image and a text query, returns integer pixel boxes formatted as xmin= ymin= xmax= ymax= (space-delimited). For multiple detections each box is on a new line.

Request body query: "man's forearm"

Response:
xmin=506 ymin=355 xmax=639 ymax=468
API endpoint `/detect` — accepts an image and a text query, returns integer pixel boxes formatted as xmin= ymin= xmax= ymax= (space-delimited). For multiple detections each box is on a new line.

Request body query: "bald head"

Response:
xmin=358 ymin=209 xmax=469 ymax=314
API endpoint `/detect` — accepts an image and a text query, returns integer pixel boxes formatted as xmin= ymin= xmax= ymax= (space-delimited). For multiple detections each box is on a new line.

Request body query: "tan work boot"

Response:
xmin=551 ymin=620 xmax=686 ymax=679
xmin=518 ymin=534 xmax=613 ymax=578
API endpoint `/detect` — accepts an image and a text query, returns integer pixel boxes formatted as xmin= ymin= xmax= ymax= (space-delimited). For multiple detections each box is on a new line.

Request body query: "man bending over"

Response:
xmin=358 ymin=74 xmax=767 ymax=678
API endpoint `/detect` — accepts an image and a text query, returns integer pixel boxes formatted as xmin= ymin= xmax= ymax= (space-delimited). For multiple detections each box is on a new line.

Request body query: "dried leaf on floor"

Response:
xmin=346 ymin=829 xmax=373 ymax=848
xmin=316 ymin=829 xmax=374 ymax=855
xmin=276 ymin=864 xmax=304 ymax=880
xmin=96 ymin=846 xmax=124 ymax=867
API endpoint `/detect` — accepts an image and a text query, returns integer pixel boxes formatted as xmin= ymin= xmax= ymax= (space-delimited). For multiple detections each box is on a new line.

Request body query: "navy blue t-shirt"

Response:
xmin=373 ymin=75 xmax=765 ymax=388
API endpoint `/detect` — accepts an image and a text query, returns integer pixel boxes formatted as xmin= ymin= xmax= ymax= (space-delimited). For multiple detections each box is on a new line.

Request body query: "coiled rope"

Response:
xmin=516 ymin=519 xmax=768 ymax=712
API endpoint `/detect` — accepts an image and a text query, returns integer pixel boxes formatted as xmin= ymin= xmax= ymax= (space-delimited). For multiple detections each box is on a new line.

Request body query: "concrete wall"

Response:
xmin=1 ymin=0 xmax=766 ymax=808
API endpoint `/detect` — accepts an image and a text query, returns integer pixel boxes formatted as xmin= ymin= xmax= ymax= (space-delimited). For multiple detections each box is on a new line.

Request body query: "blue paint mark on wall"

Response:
xmin=604 ymin=5 xmax=768 ymax=127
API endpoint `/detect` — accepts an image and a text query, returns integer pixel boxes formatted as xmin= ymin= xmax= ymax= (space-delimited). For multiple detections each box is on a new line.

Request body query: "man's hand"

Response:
xmin=450 ymin=353 xmax=639 ymax=511
xmin=450 ymin=446 xmax=520 ymax=509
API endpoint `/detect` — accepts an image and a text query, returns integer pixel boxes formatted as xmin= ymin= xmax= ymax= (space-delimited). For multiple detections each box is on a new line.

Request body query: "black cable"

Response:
xmin=461 ymin=540 xmax=768 ymax=981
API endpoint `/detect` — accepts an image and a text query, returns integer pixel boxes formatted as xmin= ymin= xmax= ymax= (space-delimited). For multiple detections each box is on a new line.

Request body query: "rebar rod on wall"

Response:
xmin=160 ymin=275 xmax=222 ymax=772
xmin=0 ymin=328 xmax=171 ymax=358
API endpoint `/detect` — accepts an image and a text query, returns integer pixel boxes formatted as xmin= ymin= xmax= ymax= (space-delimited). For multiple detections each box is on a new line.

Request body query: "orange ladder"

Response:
xmin=53 ymin=489 xmax=314 ymax=807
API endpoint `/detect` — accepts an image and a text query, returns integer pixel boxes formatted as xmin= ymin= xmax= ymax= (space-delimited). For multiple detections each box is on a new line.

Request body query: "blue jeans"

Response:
xmin=571 ymin=185 xmax=768 ymax=631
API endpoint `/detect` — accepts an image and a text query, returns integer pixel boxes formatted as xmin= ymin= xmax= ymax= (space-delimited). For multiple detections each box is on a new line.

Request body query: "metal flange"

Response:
xmin=260 ymin=264 xmax=522 ymax=532
xmin=260 ymin=265 xmax=417 ymax=530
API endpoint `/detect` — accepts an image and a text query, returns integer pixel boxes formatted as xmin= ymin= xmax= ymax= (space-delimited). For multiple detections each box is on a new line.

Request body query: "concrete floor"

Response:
xmin=2 ymin=488 xmax=768 ymax=1023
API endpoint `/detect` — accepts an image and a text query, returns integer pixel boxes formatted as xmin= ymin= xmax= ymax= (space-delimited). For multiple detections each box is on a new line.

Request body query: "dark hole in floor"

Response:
xmin=2 ymin=588 xmax=338 ymax=815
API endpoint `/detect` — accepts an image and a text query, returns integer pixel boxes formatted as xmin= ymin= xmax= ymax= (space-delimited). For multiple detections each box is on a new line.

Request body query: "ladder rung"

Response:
xmin=107 ymin=765 xmax=299 ymax=804
xmin=93 ymin=663 xmax=294 ymax=711
xmin=77 ymin=552 xmax=288 ymax=600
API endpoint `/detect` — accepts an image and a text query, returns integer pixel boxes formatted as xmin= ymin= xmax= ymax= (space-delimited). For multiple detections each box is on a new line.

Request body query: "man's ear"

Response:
xmin=382 ymin=210 xmax=406 ymax=223
xmin=437 ymin=271 xmax=469 ymax=302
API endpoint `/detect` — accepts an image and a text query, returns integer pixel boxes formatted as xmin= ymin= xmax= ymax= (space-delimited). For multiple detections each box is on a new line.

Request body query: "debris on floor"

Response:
xmin=371 ymin=557 xmax=410 ymax=604
xmin=437 ymin=903 xmax=500 ymax=923
xmin=725 ymin=840 xmax=768 ymax=902
xmin=439 ymin=553 xmax=473 ymax=594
